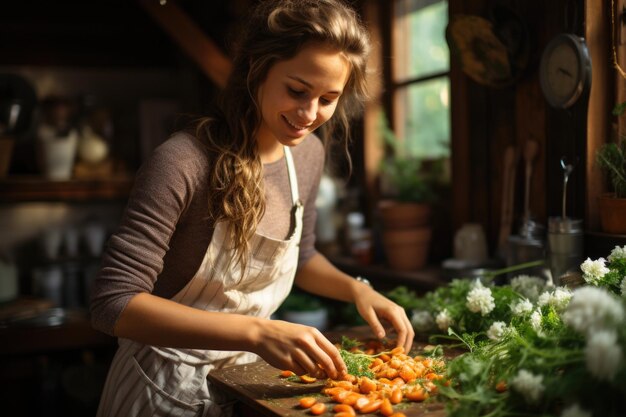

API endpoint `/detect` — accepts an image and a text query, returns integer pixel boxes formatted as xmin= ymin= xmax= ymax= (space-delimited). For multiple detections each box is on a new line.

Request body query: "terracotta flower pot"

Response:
xmin=598 ymin=194 xmax=626 ymax=234
xmin=378 ymin=200 xmax=431 ymax=229
xmin=382 ymin=227 xmax=432 ymax=271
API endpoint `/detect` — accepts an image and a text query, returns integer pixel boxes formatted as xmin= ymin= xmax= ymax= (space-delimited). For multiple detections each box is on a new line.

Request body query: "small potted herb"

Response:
xmin=377 ymin=114 xmax=441 ymax=271
xmin=596 ymin=103 xmax=626 ymax=234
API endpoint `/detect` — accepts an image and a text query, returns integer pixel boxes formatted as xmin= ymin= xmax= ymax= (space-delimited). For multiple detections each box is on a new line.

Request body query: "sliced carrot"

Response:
xmin=385 ymin=368 xmax=399 ymax=379
xmin=343 ymin=392 xmax=362 ymax=406
xmin=333 ymin=404 xmax=356 ymax=416
xmin=388 ymin=358 xmax=402 ymax=369
xmin=380 ymin=398 xmax=394 ymax=417
xmin=323 ymin=386 xmax=343 ymax=396
xmin=391 ymin=377 xmax=405 ymax=386
xmin=390 ymin=388 xmax=403 ymax=404
xmin=299 ymin=397 xmax=317 ymax=408
xmin=389 ymin=413 xmax=407 ymax=417
xmin=280 ymin=370 xmax=295 ymax=378
xmin=390 ymin=346 xmax=405 ymax=356
xmin=342 ymin=373 xmax=357 ymax=383
xmin=354 ymin=396 xmax=371 ymax=411
xmin=358 ymin=399 xmax=382 ymax=414
xmin=300 ymin=374 xmax=317 ymax=383
xmin=405 ymin=387 xmax=429 ymax=402
xmin=359 ymin=377 xmax=377 ymax=394
xmin=309 ymin=402 xmax=326 ymax=415
xmin=332 ymin=388 xmax=352 ymax=403
xmin=335 ymin=413 xmax=355 ymax=417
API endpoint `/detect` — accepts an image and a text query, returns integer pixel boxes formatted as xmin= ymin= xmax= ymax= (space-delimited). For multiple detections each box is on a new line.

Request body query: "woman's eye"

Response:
xmin=320 ymin=97 xmax=334 ymax=106
xmin=288 ymin=87 xmax=305 ymax=97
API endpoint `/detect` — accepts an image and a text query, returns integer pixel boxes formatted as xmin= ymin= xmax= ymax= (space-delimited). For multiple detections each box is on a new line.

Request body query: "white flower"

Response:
xmin=537 ymin=291 xmax=551 ymax=307
xmin=581 ymin=257 xmax=610 ymax=284
xmin=585 ymin=330 xmax=622 ymax=381
xmin=537 ymin=287 xmax=572 ymax=311
xmin=511 ymin=298 xmax=533 ymax=316
xmin=435 ymin=309 xmax=453 ymax=331
xmin=510 ymin=275 xmax=546 ymax=301
xmin=411 ymin=310 xmax=435 ymax=333
xmin=562 ymin=286 xmax=624 ymax=336
xmin=621 ymin=277 xmax=626 ymax=297
xmin=466 ymin=281 xmax=495 ymax=316
xmin=560 ymin=404 xmax=592 ymax=417
xmin=510 ymin=369 xmax=544 ymax=403
xmin=487 ymin=321 xmax=507 ymax=341
xmin=530 ymin=309 xmax=542 ymax=332
xmin=608 ymin=245 xmax=626 ymax=262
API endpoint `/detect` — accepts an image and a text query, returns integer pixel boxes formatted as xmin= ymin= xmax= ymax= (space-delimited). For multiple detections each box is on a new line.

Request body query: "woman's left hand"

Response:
xmin=354 ymin=285 xmax=414 ymax=353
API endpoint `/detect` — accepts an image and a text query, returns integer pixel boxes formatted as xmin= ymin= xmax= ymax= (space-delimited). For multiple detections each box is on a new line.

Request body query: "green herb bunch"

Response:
xmin=378 ymin=114 xmax=438 ymax=203
xmin=338 ymin=336 xmax=375 ymax=378
xmin=413 ymin=246 xmax=626 ymax=417
xmin=596 ymin=139 xmax=626 ymax=198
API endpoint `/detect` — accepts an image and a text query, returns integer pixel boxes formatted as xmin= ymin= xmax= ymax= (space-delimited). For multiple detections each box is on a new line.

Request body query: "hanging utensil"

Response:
xmin=560 ymin=156 xmax=576 ymax=219
xmin=497 ymin=145 xmax=518 ymax=257
xmin=523 ymin=140 xmax=539 ymax=225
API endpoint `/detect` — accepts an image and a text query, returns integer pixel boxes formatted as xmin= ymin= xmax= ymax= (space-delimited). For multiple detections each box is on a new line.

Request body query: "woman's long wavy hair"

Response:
xmin=194 ymin=0 xmax=370 ymax=270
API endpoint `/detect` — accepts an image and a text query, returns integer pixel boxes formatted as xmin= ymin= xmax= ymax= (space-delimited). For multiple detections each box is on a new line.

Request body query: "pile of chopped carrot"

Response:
xmin=281 ymin=341 xmax=449 ymax=416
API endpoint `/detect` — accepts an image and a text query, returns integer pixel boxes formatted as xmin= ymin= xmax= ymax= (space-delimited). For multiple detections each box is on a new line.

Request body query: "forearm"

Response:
xmin=294 ymin=252 xmax=373 ymax=303
xmin=114 ymin=292 xmax=262 ymax=351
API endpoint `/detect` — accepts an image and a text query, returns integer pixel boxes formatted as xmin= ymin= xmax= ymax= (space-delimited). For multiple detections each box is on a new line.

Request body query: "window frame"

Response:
xmin=388 ymin=0 xmax=450 ymax=160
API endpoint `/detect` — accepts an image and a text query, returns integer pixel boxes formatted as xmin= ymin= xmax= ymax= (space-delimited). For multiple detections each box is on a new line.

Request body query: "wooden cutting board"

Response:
xmin=208 ymin=360 xmax=447 ymax=417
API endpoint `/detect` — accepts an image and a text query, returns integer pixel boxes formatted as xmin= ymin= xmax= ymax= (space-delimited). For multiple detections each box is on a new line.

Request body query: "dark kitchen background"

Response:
xmin=1 ymin=0 xmax=624 ymax=416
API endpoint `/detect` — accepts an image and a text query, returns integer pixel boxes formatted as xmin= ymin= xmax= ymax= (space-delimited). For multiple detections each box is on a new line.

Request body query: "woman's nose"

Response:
xmin=299 ymin=100 xmax=318 ymax=122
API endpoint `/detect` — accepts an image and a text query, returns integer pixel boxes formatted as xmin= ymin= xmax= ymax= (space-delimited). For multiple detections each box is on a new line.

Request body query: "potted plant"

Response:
xmin=279 ymin=291 xmax=328 ymax=331
xmin=377 ymin=114 xmax=440 ymax=271
xmin=596 ymin=136 xmax=626 ymax=235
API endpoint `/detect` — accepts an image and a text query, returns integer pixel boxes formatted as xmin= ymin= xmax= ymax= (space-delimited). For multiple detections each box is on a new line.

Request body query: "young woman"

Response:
xmin=91 ymin=0 xmax=414 ymax=415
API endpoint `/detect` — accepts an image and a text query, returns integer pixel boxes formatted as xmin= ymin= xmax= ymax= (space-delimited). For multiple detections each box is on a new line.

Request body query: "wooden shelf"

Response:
xmin=0 ymin=175 xmax=134 ymax=202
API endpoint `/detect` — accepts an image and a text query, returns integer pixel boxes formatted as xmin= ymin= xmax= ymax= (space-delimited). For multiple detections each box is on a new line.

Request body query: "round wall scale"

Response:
xmin=539 ymin=33 xmax=591 ymax=109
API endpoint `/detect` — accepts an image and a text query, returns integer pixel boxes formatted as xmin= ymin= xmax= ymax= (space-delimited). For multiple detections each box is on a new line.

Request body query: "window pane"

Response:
xmin=394 ymin=0 xmax=449 ymax=81
xmin=396 ymin=77 xmax=450 ymax=159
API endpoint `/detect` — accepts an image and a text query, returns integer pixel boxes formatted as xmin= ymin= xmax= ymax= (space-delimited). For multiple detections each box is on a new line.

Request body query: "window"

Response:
xmin=391 ymin=0 xmax=449 ymax=160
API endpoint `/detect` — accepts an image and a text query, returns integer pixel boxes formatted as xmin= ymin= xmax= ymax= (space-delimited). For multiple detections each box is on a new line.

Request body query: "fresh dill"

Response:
xmin=339 ymin=349 xmax=375 ymax=378
xmin=340 ymin=336 xmax=362 ymax=350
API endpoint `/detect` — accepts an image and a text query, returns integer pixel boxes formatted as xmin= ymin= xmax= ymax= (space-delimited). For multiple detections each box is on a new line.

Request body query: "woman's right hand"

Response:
xmin=250 ymin=319 xmax=346 ymax=380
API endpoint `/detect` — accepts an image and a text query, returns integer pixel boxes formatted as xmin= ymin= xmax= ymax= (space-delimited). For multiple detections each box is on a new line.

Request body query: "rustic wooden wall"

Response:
xmin=447 ymin=0 xmax=598 ymax=257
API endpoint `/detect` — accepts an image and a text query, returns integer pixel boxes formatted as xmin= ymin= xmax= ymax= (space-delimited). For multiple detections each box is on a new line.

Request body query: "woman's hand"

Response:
xmin=250 ymin=319 xmax=346 ymax=379
xmin=354 ymin=286 xmax=415 ymax=353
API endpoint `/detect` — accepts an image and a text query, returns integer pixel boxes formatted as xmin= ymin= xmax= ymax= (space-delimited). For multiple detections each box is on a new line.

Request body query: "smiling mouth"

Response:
xmin=283 ymin=115 xmax=311 ymax=131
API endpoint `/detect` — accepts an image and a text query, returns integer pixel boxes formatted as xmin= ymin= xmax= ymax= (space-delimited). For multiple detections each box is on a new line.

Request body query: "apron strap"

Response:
xmin=283 ymin=147 xmax=301 ymax=206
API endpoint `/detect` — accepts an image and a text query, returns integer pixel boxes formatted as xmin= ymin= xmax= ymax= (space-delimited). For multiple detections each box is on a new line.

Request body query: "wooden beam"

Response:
xmin=585 ymin=0 xmax=612 ymax=231
xmin=138 ymin=0 xmax=232 ymax=88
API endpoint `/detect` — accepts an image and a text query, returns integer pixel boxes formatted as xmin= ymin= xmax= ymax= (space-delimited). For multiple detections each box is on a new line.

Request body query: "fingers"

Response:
xmin=296 ymin=329 xmax=346 ymax=379
xmin=360 ymin=306 xmax=386 ymax=339
xmin=361 ymin=303 xmax=414 ymax=353
xmin=389 ymin=308 xmax=414 ymax=353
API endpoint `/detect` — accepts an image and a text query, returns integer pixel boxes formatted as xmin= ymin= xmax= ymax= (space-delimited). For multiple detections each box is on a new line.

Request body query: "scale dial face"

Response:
xmin=539 ymin=34 xmax=591 ymax=109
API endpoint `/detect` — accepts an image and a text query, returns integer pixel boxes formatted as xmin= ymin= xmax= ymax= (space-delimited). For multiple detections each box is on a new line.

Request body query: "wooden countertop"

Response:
xmin=208 ymin=359 xmax=447 ymax=417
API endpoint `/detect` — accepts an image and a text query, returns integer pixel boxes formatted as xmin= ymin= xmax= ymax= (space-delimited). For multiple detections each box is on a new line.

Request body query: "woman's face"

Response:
xmin=256 ymin=42 xmax=350 ymax=152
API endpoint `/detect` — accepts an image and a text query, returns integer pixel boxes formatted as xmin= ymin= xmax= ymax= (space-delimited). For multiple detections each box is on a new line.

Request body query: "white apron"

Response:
xmin=97 ymin=147 xmax=304 ymax=417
